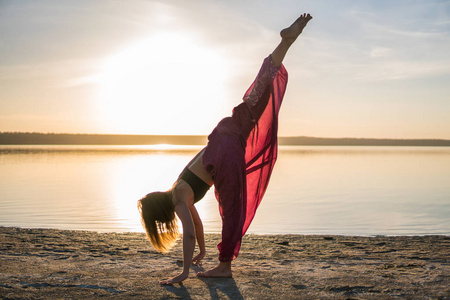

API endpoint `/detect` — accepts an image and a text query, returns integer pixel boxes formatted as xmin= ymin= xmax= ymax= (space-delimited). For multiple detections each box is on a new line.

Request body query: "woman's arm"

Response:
xmin=189 ymin=205 xmax=205 ymax=265
xmin=160 ymin=202 xmax=195 ymax=285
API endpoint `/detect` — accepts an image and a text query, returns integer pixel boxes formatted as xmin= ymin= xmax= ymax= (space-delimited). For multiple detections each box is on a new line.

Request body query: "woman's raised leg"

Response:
xmin=271 ymin=13 xmax=312 ymax=67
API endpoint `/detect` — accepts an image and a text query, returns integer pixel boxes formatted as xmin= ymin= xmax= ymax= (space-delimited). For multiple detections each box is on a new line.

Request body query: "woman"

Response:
xmin=138 ymin=13 xmax=312 ymax=285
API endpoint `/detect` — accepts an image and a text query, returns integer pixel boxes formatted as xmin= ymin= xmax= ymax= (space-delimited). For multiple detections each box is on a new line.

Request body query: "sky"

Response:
xmin=1 ymin=0 xmax=449 ymax=139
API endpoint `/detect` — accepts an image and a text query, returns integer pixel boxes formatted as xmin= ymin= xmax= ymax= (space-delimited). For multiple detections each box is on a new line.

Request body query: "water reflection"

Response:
xmin=0 ymin=145 xmax=449 ymax=235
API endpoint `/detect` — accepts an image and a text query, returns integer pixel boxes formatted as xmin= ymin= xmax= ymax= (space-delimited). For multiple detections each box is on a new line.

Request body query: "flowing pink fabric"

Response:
xmin=242 ymin=59 xmax=288 ymax=235
xmin=202 ymin=56 xmax=288 ymax=261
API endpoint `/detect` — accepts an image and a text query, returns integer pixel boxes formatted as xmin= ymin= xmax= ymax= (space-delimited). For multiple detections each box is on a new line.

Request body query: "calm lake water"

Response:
xmin=0 ymin=145 xmax=449 ymax=236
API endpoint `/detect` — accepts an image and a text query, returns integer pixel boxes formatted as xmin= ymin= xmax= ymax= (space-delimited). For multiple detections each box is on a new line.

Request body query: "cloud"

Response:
xmin=369 ymin=47 xmax=393 ymax=58
xmin=363 ymin=22 xmax=446 ymax=39
xmin=63 ymin=74 xmax=103 ymax=88
xmin=298 ymin=2 xmax=450 ymax=83
xmin=0 ymin=58 xmax=102 ymax=87
xmin=363 ymin=59 xmax=450 ymax=81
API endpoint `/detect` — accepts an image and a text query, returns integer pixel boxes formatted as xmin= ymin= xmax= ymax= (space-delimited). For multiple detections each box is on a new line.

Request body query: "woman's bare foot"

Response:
xmin=197 ymin=261 xmax=232 ymax=278
xmin=280 ymin=13 xmax=313 ymax=45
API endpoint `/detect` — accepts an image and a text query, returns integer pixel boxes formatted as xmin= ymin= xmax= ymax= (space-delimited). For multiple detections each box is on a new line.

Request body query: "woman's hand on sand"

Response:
xmin=192 ymin=251 xmax=205 ymax=266
xmin=160 ymin=271 xmax=189 ymax=285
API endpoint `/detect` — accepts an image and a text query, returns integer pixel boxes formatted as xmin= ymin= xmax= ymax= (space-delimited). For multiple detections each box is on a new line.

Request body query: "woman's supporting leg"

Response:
xmin=198 ymin=134 xmax=246 ymax=278
xmin=271 ymin=13 xmax=312 ymax=67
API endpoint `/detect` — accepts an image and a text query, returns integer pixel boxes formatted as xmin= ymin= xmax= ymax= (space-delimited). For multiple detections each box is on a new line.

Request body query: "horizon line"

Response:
xmin=1 ymin=131 xmax=450 ymax=141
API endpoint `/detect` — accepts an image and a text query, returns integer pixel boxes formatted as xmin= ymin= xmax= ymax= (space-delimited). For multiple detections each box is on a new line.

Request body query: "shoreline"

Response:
xmin=3 ymin=225 xmax=449 ymax=238
xmin=2 ymin=132 xmax=450 ymax=147
xmin=1 ymin=227 xmax=449 ymax=299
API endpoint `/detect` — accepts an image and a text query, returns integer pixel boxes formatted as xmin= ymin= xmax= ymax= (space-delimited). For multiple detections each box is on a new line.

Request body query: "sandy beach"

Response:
xmin=0 ymin=227 xmax=448 ymax=299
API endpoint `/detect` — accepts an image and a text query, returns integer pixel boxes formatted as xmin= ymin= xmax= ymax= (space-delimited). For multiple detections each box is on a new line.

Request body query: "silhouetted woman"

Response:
xmin=138 ymin=13 xmax=312 ymax=285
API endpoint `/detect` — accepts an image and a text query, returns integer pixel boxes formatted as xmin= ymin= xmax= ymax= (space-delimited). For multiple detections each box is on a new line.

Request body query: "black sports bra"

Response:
xmin=178 ymin=168 xmax=211 ymax=203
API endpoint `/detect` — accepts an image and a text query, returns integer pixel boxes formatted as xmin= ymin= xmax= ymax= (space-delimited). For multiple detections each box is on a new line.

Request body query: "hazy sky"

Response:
xmin=1 ymin=0 xmax=449 ymax=139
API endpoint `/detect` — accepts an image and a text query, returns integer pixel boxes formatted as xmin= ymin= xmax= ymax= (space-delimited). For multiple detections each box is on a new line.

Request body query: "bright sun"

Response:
xmin=97 ymin=32 xmax=231 ymax=135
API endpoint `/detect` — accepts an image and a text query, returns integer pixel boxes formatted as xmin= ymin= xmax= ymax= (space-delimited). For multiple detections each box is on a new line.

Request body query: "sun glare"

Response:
xmin=97 ymin=32 xmax=230 ymax=135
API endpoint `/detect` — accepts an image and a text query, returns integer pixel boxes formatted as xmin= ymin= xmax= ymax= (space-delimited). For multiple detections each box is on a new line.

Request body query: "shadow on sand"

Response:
xmin=163 ymin=263 xmax=243 ymax=299
xmin=198 ymin=276 xmax=244 ymax=300
xmin=163 ymin=283 xmax=193 ymax=300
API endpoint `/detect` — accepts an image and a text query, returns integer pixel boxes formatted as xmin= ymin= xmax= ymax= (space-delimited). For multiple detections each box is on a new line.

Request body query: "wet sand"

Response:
xmin=0 ymin=227 xmax=449 ymax=299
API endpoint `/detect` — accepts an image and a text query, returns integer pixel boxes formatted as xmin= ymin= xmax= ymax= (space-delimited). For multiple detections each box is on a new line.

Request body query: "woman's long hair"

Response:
xmin=137 ymin=191 xmax=179 ymax=253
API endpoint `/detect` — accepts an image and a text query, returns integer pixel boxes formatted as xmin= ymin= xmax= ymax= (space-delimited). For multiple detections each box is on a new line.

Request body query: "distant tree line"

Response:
xmin=0 ymin=132 xmax=207 ymax=145
xmin=1 ymin=132 xmax=449 ymax=146
xmin=278 ymin=136 xmax=450 ymax=146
